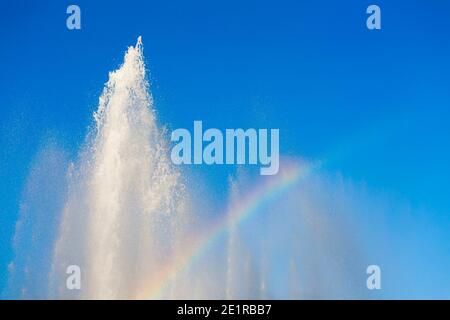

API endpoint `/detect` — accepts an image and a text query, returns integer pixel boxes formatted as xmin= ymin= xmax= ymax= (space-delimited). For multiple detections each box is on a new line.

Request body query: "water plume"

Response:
xmin=8 ymin=38 xmax=378 ymax=300
xmin=50 ymin=37 xmax=187 ymax=299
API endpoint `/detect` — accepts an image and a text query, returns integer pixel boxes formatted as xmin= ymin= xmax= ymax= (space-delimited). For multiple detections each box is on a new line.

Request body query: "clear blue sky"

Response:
xmin=1 ymin=0 xmax=450 ymax=297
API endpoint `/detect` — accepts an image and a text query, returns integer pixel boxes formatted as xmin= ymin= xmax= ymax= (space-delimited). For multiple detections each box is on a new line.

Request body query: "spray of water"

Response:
xmin=50 ymin=37 xmax=187 ymax=299
xmin=7 ymin=37 xmax=371 ymax=300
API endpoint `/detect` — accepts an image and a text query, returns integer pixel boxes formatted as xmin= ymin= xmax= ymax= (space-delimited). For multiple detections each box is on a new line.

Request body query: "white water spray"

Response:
xmin=50 ymin=37 xmax=186 ymax=299
xmin=7 ymin=37 xmax=369 ymax=300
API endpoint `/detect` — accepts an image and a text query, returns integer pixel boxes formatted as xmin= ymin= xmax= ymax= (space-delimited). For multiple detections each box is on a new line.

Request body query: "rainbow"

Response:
xmin=134 ymin=160 xmax=320 ymax=299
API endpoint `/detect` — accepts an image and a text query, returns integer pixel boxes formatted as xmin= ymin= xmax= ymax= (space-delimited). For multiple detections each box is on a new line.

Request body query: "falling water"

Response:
xmin=8 ymin=37 xmax=368 ymax=300
xmin=50 ymin=37 xmax=186 ymax=299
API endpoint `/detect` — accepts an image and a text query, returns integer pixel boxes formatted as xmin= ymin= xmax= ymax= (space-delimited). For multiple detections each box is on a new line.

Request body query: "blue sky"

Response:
xmin=1 ymin=0 xmax=450 ymax=297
